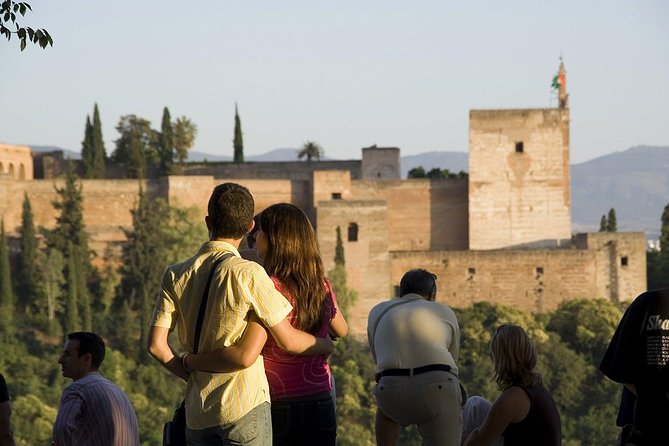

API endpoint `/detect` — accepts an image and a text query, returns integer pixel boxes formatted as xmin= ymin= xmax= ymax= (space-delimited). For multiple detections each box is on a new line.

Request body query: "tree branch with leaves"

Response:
xmin=0 ymin=1 xmax=52 ymax=51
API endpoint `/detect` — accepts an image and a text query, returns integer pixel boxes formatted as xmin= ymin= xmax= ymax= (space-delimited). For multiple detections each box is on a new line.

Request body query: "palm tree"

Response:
xmin=297 ymin=140 xmax=323 ymax=162
xmin=173 ymin=117 xmax=198 ymax=164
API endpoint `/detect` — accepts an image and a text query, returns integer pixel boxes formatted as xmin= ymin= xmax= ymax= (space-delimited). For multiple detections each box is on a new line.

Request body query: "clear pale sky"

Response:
xmin=0 ymin=0 xmax=667 ymax=163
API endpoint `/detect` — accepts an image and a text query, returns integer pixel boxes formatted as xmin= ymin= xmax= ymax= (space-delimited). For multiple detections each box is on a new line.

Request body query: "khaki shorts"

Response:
xmin=373 ymin=370 xmax=463 ymax=446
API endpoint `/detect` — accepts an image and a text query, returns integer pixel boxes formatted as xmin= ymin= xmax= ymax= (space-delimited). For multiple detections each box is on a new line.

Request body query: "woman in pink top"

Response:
xmin=254 ymin=203 xmax=348 ymax=445
xmin=186 ymin=203 xmax=348 ymax=445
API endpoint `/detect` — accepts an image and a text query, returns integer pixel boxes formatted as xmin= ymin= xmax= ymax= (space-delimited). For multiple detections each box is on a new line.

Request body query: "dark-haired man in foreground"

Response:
xmin=148 ymin=182 xmax=333 ymax=445
xmin=52 ymin=332 xmax=139 ymax=446
xmin=368 ymin=269 xmax=462 ymax=446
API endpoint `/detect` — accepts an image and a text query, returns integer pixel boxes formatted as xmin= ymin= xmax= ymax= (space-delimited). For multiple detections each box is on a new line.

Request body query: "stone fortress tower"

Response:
xmin=0 ymin=61 xmax=646 ymax=335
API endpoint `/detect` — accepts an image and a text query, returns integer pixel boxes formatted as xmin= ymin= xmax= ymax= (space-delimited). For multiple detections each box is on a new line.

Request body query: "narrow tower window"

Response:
xmin=348 ymin=223 xmax=358 ymax=242
xmin=515 ymin=142 xmax=524 ymax=153
xmin=331 ymin=192 xmax=342 ymax=200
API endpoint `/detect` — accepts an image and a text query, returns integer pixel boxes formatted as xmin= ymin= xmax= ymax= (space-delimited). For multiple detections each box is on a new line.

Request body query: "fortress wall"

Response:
xmin=361 ymin=147 xmax=400 ymax=179
xmin=0 ymin=178 xmax=156 ymax=254
xmin=183 ymin=160 xmax=362 ymax=181
xmin=351 ymin=178 xmax=468 ymax=251
xmin=390 ymin=248 xmax=602 ymax=314
xmin=0 ymin=144 xmax=33 ymax=180
xmin=575 ymin=232 xmax=647 ymax=302
xmin=469 ymin=109 xmax=571 ymax=250
xmin=317 ymin=200 xmax=390 ymax=334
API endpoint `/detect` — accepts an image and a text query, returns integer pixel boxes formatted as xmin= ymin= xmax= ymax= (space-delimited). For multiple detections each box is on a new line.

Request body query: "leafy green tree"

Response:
xmin=0 ymin=219 xmax=15 ymax=339
xmin=606 ymin=208 xmax=617 ymax=232
xmin=427 ymin=167 xmax=447 ymax=179
xmin=91 ymin=103 xmax=106 ymax=178
xmin=407 ymin=166 xmax=426 ymax=178
xmin=660 ymin=202 xmax=669 ymax=255
xmin=173 ymin=116 xmax=197 ymax=165
xmin=48 ymin=165 xmax=95 ymax=332
xmin=297 ymin=140 xmax=323 ymax=162
xmin=116 ymin=190 xmax=207 ymax=361
xmin=233 ymin=103 xmax=244 ymax=163
xmin=16 ymin=193 xmax=45 ymax=317
xmin=43 ymin=247 xmax=64 ymax=336
xmin=158 ymin=107 xmax=174 ymax=175
xmin=12 ymin=394 xmax=58 ymax=445
xmin=112 ymin=115 xmax=158 ymax=178
xmin=64 ymin=242 xmax=80 ymax=333
xmin=80 ymin=115 xmax=95 ymax=178
xmin=0 ymin=1 xmax=52 ymax=51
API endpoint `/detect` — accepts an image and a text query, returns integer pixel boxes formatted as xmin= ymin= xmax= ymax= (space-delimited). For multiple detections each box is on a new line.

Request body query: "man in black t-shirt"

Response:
xmin=0 ymin=373 xmax=16 ymax=446
xmin=600 ymin=288 xmax=669 ymax=445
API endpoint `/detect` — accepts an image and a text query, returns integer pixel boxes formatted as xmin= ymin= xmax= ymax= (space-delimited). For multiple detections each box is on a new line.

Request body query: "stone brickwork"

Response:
xmin=361 ymin=146 xmax=400 ymax=179
xmin=0 ymin=103 xmax=648 ymax=337
xmin=469 ymin=109 xmax=571 ymax=250
xmin=0 ymin=144 xmax=33 ymax=180
xmin=389 ymin=232 xmax=646 ymax=313
xmin=317 ymin=200 xmax=390 ymax=333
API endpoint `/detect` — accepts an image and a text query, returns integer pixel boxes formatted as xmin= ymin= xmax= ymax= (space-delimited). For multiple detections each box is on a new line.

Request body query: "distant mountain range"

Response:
xmin=28 ymin=144 xmax=669 ymax=240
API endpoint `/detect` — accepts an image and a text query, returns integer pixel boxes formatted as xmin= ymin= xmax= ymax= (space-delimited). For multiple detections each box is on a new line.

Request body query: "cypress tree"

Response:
xmin=0 ymin=220 xmax=15 ymax=338
xmin=599 ymin=215 xmax=607 ymax=232
xmin=118 ymin=188 xmax=169 ymax=361
xmin=233 ymin=103 xmax=244 ymax=163
xmin=158 ymin=107 xmax=174 ymax=175
xmin=17 ymin=193 xmax=44 ymax=314
xmin=91 ymin=103 xmax=106 ymax=178
xmin=81 ymin=115 xmax=94 ymax=178
xmin=607 ymin=208 xmax=617 ymax=232
xmin=659 ymin=203 xmax=669 ymax=254
xmin=335 ymin=226 xmax=345 ymax=267
xmin=64 ymin=242 xmax=80 ymax=333
xmin=49 ymin=164 xmax=94 ymax=331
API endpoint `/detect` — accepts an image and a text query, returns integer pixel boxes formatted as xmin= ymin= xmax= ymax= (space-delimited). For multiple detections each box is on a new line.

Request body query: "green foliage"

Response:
xmin=233 ymin=103 xmax=244 ymax=163
xmin=48 ymin=166 xmax=95 ymax=334
xmin=0 ymin=219 xmax=14 ymax=339
xmin=407 ymin=166 xmax=426 ymax=178
xmin=331 ymin=337 xmax=376 ymax=446
xmin=91 ymin=103 xmax=106 ymax=178
xmin=334 ymin=226 xmax=345 ymax=267
xmin=158 ymin=107 xmax=174 ymax=175
xmin=12 ymin=394 xmax=58 ymax=445
xmin=408 ymin=166 xmax=468 ymax=179
xmin=81 ymin=115 xmax=95 ymax=178
xmin=546 ymin=299 xmax=622 ymax=364
xmin=600 ymin=208 xmax=618 ymax=232
xmin=17 ymin=193 xmax=45 ymax=316
xmin=297 ymin=140 xmax=323 ymax=162
xmin=173 ymin=116 xmax=197 ymax=165
xmin=116 ymin=190 xmax=207 ymax=361
xmin=112 ymin=115 xmax=158 ymax=178
xmin=647 ymin=202 xmax=669 ymax=289
xmin=0 ymin=1 xmax=52 ymax=51
xmin=607 ymin=208 xmax=617 ymax=232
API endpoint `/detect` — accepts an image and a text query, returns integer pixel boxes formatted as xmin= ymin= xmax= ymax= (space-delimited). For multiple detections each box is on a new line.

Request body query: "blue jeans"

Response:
xmin=186 ymin=402 xmax=271 ymax=446
xmin=271 ymin=391 xmax=337 ymax=446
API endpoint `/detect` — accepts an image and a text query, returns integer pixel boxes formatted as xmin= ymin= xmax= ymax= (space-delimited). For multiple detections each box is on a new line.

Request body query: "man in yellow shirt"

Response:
xmin=148 ymin=183 xmax=333 ymax=445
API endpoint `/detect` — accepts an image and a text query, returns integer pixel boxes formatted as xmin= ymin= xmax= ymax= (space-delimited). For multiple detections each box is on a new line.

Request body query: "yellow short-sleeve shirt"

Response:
xmin=151 ymin=241 xmax=292 ymax=429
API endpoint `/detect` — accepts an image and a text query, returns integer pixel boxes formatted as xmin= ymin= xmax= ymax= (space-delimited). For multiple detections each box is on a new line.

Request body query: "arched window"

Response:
xmin=0 ymin=162 xmax=4 ymax=173
xmin=347 ymin=223 xmax=358 ymax=242
xmin=8 ymin=163 xmax=14 ymax=178
xmin=19 ymin=164 xmax=26 ymax=180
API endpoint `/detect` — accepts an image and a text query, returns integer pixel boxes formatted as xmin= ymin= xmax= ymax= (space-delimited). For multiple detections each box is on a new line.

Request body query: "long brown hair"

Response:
xmin=259 ymin=203 xmax=327 ymax=334
xmin=491 ymin=324 xmax=542 ymax=390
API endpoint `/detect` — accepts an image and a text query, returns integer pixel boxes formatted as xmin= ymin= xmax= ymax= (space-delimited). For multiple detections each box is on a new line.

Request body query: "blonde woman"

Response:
xmin=463 ymin=325 xmax=561 ymax=446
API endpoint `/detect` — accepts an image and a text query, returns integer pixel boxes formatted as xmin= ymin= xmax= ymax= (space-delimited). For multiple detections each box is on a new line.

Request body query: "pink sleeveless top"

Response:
xmin=262 ymin=277 xmax=337 ymax=400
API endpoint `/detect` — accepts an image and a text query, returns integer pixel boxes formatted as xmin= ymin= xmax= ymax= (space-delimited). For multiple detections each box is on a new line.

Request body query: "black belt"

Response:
xmin=375 ymin=364 xmax=456 ymax=383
